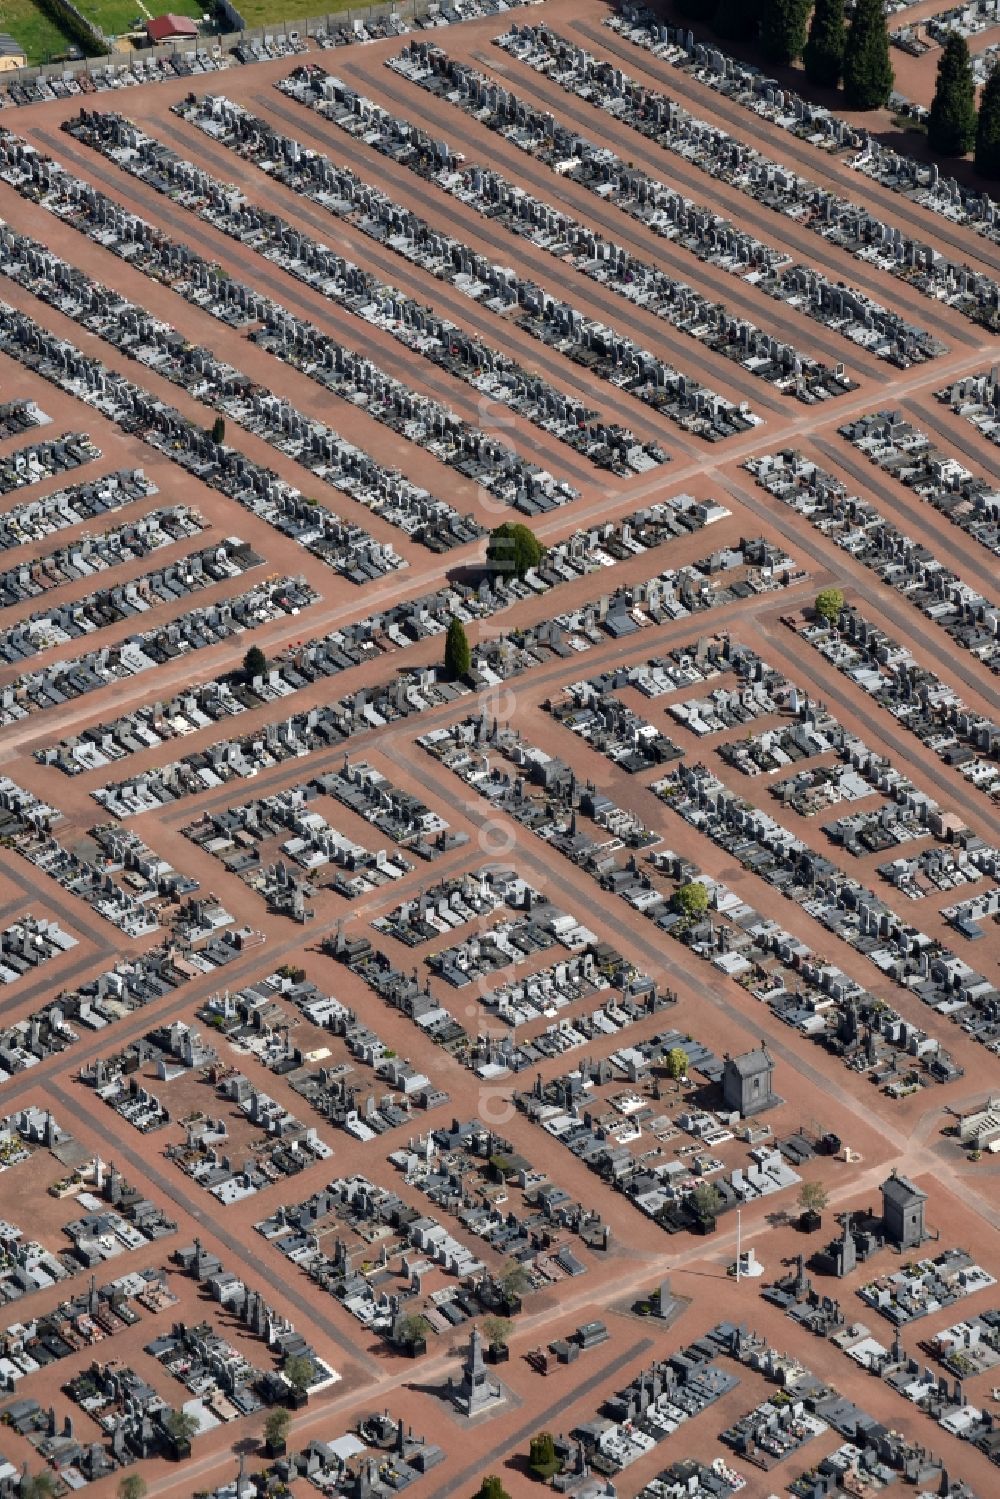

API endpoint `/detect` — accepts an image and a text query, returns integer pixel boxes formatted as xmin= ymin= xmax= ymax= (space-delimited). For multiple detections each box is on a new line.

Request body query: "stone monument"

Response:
xmin=449 ymin=1326 xmax=504 ymax=1417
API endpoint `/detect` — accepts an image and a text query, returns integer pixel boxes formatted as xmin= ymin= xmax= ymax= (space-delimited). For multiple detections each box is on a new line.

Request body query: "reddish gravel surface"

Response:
xmin=0 ymin=5 xmax=998 ymax=1498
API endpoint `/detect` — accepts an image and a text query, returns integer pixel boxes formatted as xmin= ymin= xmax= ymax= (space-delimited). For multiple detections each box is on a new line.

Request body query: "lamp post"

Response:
xmin=735 ymin=1207 xmax=742 ymax=1284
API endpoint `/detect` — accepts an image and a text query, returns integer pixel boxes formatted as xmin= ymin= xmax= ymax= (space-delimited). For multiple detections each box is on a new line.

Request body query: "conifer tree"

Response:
xmin=843 ymin=0 xmax=894 ymax=110
xmin=243 ymin=645 xmax=267 ymax=682
xmin=444 ymin=617 xmax=471 ymax=680
xmin=679 ymin=0 xmax=716 ymax=20
xmin=804 ymin=0 xmax=846 ymax=87
xmin=976 ymin=63 xmax=1000 ymax=175
xmin=760 ymin=0 xmax=812 ymax=65
xmin=475 ymin=1481 xmax=510 ymax=1499
xmin=928 ymin=34 xmax=977 ymax=156
xmin=714 ymin=0 xmax=760 ymax=44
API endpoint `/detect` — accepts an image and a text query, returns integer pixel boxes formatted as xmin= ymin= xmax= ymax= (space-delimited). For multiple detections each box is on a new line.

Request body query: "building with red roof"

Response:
xmin=145 ymin=13 xmax=199 ymax=43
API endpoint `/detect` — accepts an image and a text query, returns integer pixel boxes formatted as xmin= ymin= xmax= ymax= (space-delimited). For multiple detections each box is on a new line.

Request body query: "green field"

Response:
xmin=78 ymin=0 xmax=206 ymax=37
xmin=5 ymin=0 xmax=209 ymax=63
xmin=230 ymin=0 xmax=359 ymax=28
xmin=5 ymin=0 xmax=77 ymax=64
xmin=7 ymin=0 xmax=354 ymax=61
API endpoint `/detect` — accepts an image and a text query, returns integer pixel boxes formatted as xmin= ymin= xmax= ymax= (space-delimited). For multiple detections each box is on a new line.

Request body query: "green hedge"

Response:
xmin=38 ymin=0 xmax=110 ymax=56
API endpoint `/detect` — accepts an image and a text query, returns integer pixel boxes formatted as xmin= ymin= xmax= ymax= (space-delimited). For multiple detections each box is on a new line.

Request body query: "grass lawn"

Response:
xmin=6 ymin=0 xmax=209 ymax=60
xmin=9 ymin=0 xmax=341 ymax=59
xmin=232 ymin=0 xmax=358 ymax=27
xmin=78 ymin=0 xmax=206 ymax=36
xmin=4 ymin=0 xmax=77 ymax=64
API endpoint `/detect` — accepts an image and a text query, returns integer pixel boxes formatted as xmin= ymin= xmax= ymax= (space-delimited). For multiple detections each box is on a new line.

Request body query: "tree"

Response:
xmin=528 ymin=1431 xmax=561 ymax=1478
xmin=264 ymin=1407 xmax=291 ymax=1448
xmin=672 ymin=881 xmax=709 ymax=919
xmin=976 ymin=63 xmax=1000 ymax=175
xmin=211 ymin=415 xmax=226 ymax=444
xmin=475 ymin=1480 xmax=510 ymax=1499
xmin=843 ymin=0 xmax=894 ymax=110
xmin=486 ymin=522 xmax=545 ymax=580
xmin=501 ymin=1260 xmax=532 ymax=1298
xmin=814 ymin=586 xmax=845 ymax=624
xmin=529 ymin=1432 xmax=556 ymax=1466
xmin=396 ymin=1312 xmax=430 ymax=1346
xmin=664 ymin=1046 xmax=689 ymax=1083
xmin=283 ymin=1354 xmax=315 ymax=1394
xmin=689 ymin=1182 xmax=722 ymax=1221
xmin=21 ymin=1477 xmax=58 ymax=1499
xmin=482 ymin=1314 xmax=512 ymax=1348
xmin=798 ymin=1180 xmax=830 ymax=1214
xmin=162 ymin=1408 xmax=199 ymax=1444
xmin=243 ymin=644 xmax=267 ymax=681
xmin=118 ymin=1477 xmax=148 ymax=1499
xmin=928 ymin=35 xmax=977 ymax=156
xmin=760 ymin=0 xmax=812 ymax=65
xmin=804 ymin=0 xmax=845 ymax=87
xmin=444 ymin=616 xmax=471 ymax=679
xmin=714 ymin=0 xmax=760 ymax=41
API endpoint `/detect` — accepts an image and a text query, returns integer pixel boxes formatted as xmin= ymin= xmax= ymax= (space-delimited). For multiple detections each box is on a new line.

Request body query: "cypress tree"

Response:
xmin=475 ymin=1482 xmax=510 ymax=1499
xmin=714 ymin=0 xmax=760 ymax=44
xmin=804 ymin=0 xmax=846 ymax=87
xmin=242 ymin=645 xmax=267 ymax=681
xmin=444 ymin=617 xmax=471 ymax=679
xmin=928 ymin=34 xmax=977 ymax=156
xmin=843 ymin=0 xmax=894 ymax=110
xmin=760 ymin=0 xmax=812 ymax=65
xmin=679 ymin=0 xmax=717 ymax=21
xmin=976 ymin=63 xmax=1000 ymax=176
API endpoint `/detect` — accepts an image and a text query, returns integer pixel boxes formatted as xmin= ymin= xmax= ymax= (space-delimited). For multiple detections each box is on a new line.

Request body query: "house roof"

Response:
xmin=146 ymin=13 xmax=199 ymax=40
xmin=0 ymin=33 xmax=26 ymax=56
